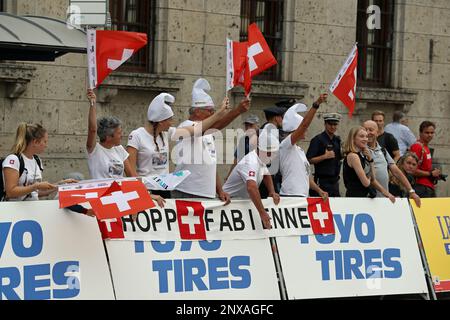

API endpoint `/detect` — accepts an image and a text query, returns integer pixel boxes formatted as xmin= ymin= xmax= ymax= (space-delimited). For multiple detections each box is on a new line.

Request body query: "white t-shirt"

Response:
xmin=87 ymin=143 xmax=129 ymax=179
xmin=127 ymin=127 xmax=176 ymax=178
xmin=280 ymin=134 xmax=310 ymax=196
xmin=223 ymin=150 xmax=269 ymax=199
xmin=174 ymin=120 xmax=217 ymax=198
xmin=2 ymin=154 xmax=43 ymax=201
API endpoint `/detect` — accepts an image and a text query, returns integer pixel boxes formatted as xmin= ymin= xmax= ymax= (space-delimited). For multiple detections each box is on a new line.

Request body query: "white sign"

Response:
xmin=98 ymin=197 xmax=335 ymax=241
xmin=0 ymin=201 xmax=115 ymax=300
xmin=105 ymin=238 xmax=280 ymax=300
xmin=276 ymin=198 xmax=428 ymax=299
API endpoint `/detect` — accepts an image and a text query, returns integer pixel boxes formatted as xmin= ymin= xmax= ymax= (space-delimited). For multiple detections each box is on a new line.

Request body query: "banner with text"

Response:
xmin=410 ymin=198 xmax=450 ymax=292
xmin=98 ymin=197 xmax=335 ymax=241
xmin=105 ymin=239 xmax=280 ymax=300
xmin=276 ymin=198 xmax=428 ymax=299
xmin=0 ymin=201 xmax=115 ymax=300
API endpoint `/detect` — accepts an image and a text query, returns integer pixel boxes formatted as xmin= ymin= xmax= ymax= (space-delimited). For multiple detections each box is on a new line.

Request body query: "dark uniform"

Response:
xmin=258 ymin=106 xmax=286 ymax=198
xmin=306 ymin=113 xmax=342 ymax=197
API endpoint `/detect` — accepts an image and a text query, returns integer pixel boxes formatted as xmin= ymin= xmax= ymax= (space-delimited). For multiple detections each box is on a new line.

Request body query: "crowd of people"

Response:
xmin=1 ymin=77 xmax=445 ymax=228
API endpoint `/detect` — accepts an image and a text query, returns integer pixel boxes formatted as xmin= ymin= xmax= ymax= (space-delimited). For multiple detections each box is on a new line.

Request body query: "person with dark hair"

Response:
xmin=410 ymin=121 xmax=440 ymax=198
xmin=371 ymin=110 xmax=400 ymax=161
xmin=1 ymin=123 xmax=57 ymax=201
xmin=307 ymin=112 xmax=342 ymax=197
xmin=86 ymin=89 xmax=133 ymax=181
xmin=385 ymin=111 xmax=416 ymax=156
xmin=127 ymin=92 xmax=227 ymax=199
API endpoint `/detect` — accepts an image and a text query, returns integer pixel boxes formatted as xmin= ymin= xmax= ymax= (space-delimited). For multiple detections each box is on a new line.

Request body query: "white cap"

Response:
xmin=192 ymin=78 xmax=214 ymax=108
xmin=258 ymin=128 xmax=279 ymax=152
xmin=148 ymin=93 xmax=175 ymax=122
xmin=282 ymin=103 xmax=308 ymax=132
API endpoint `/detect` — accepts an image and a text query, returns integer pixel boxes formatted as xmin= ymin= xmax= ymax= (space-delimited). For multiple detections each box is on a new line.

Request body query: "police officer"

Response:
xmin=258 ymin=105 xmax=285 ymax=197
xmin=306 ymin=113 xmax=342 ymax=197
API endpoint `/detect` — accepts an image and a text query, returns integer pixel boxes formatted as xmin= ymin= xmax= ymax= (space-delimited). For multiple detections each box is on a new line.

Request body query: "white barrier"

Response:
xmin=276 ymin=198 xmax=428 ymax=299
xmin=0 ymin=199 xmax=432 ymax=300
xmin=0 ymin=201 xmax=115 ymax=300
xmin=105 ymin=239 xmax=280 ymax=300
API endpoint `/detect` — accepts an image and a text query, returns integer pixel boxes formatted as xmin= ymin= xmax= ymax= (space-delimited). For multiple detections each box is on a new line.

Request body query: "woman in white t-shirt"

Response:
xmin=86 ymin=90 xmax=133 ymax=182
xmin=2 ymin=123 xmax=57 ymax=201
xmin=127 ymin=92 xmax=228 ymax=199
xmin=279 ymin=94 xmax=328 ymax=199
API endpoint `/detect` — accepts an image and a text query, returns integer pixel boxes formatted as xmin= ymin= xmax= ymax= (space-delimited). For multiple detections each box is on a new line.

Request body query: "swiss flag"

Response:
xmin=58 ymin=182 xmax=111 ymax=208
xmin=226 ymin=39 xmax=251 ymax=95
xmin=89 ymin=180 xmax=154 ymax=220
xmin=306 ymin=198 xmax=335 ymax=235
xmin=97 ymin=218 xmax=125 ymax=240
xmin=247 ymin=23 xmax=277 ymax=78
xmin=175 ymin=200 xmax=207 ymax=240
xmin=329 ymin=44 xmax=358 ymax=117
xmin=87 ymin=29 xmax=148 ymax=88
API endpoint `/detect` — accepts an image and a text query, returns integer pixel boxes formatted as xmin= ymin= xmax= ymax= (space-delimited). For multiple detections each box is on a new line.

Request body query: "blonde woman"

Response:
xmin=343 ymin=126 xmax=395 ymax=202
xmin=2 ymin=123 xmax=56 ymax=201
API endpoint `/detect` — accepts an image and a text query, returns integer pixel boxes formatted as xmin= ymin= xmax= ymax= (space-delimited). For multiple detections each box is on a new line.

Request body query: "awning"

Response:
xmin=0 ymin=13 xmax=87 ymax=61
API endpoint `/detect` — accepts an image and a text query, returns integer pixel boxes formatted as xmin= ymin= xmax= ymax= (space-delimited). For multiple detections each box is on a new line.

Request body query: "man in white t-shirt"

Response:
xmin=279 ymin=95 xmax=329 ymax=199
xmin=223 ymin=129 xmax=281 ymax=229
xmin=172 ymin=78 xmax=250 ymax=202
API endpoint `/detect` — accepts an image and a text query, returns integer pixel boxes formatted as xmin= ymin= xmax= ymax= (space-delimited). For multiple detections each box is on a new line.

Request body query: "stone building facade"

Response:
xmin=0 ymin=0 xmax=449 ymax=196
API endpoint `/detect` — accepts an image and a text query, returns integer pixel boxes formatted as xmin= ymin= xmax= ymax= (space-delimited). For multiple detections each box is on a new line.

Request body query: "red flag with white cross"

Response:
xmin=247 ymin=23 xmax=277 ymax=78
xmin=175 ymin=200 xmax=207 ymax=240
xmin=306 ymin=198 xmax=335 ymax=235
xmin=89 ymin=180 xmax=154 ymax=220
xmin=87 ymin=29 xmax=148 ymax=89
xmin=226 ymin=39 xmax=251 ymax=95
xmin=329 ymin=43 xmax=358 ymax=117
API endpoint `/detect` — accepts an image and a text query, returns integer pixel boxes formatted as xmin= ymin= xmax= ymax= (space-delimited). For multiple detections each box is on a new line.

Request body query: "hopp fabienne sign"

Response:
xmin=98 ymin=197 xmax=335 ymax=241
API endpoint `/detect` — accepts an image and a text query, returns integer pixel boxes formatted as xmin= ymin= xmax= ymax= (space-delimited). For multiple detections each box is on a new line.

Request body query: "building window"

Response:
xmin=240 ymin=0 xmax=284 ymax=81
xmin=356 ymin=0 xmax=395 ymax=87
xmin=109 ymin=0 xmax=155 ymax=72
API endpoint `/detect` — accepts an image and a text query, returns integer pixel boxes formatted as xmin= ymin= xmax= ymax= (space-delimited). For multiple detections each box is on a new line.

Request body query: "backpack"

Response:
xmin=0 ymin=154 xmax=43 ymax=201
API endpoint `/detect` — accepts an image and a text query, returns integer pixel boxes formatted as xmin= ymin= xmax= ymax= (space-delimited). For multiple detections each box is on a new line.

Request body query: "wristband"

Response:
xmin=408 ymin=189 xmax=416 ymax=194
xmin=312 ymin=102 xmax=320 ymax=109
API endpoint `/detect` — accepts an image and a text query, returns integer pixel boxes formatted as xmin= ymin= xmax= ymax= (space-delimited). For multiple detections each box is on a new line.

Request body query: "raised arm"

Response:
xmin=290 ymin=94 xmax=327 ymax=145
xmin=210 ymin=98 xmax=250 ymax=130
xmin=86 ymin=89 xmax=97 ymax=154
xmin=171 ymin=98 xmax=230 ymax=140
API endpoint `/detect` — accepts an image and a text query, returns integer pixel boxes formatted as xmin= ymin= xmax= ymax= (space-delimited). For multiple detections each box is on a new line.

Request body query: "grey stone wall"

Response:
xmin=0 ymin=0 xmax=448 ymax=196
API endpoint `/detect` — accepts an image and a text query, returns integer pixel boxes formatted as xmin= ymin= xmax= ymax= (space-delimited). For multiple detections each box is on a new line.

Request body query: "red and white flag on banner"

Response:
xmin=87 ymin=29 xmax=148 ymax=89
xmin=89 ymin=180 xmax=154 ymax=220
xmin=58 ymin=180 xmax=112 ymax=208
xmin=226 ymin=39 xmax=251 ymax=95
xmin=247 ymin=23 xmax=277 ymax=78
xmin=329 ymin=43 xmax=358 ymax=117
